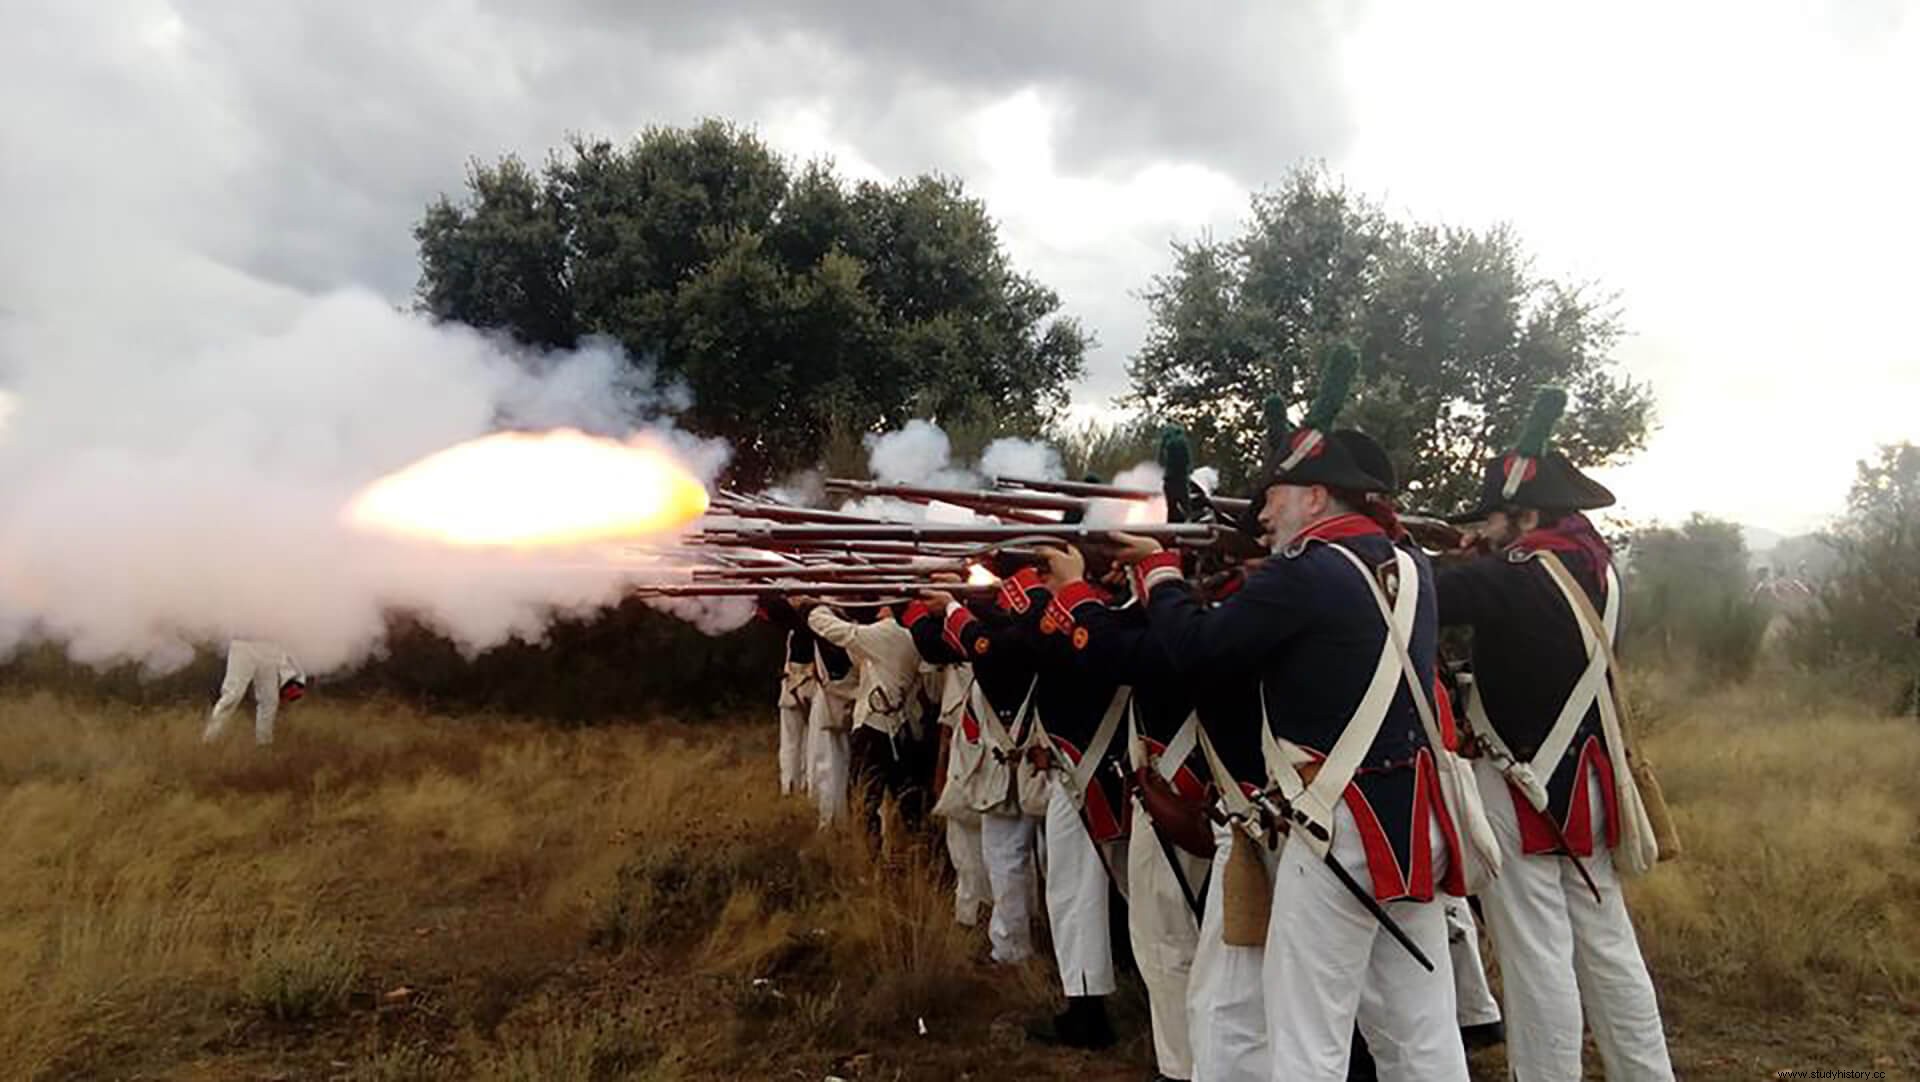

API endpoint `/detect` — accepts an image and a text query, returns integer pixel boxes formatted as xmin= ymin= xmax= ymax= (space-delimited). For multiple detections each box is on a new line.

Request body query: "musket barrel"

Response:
xmin=706 ymin=499 xmax=888 ymax=526
xmin=693 ymin=522 xmax=1221 ymax=546
xmin=634 ymin=581 xmax=998 ymax=598
xmin=826 ymin=478 xmax=1084 ymax=515
xmin=995 ymin=474 xmax=1252 ymax=515
xmin=994 ymin=475 xmax=1156 ymax=501
xmin=690 ymin=559 xmax=969 ymax=581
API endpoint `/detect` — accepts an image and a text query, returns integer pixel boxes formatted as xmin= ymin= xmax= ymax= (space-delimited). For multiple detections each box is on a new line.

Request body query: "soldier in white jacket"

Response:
xmin=202 ymin=639 xmax=306 ymax=746
xmin=805 ymin=602 xmax=923 ymax=834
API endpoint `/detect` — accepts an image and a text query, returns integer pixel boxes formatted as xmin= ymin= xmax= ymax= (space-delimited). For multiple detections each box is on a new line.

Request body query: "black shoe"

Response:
xmin=1461 ymin=1020 xmax=1506 ymax=1050
xmin=1024 ymin=995 xmax=1116 ymax=1050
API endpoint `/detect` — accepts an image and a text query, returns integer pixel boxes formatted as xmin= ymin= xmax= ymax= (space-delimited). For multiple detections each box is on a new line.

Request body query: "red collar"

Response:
xmin=1291 ymin=512 xmax=1388 ymax=545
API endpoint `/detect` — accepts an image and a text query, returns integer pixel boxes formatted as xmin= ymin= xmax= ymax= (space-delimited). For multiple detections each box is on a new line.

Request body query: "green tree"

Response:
xmin=1128 ymin=167 xmax=1654 ymax=507
xmin=1622 ymin=514 xmax=1767 ymax=681
xmin=415 ymin=121 xmax=1087 ymax=488
xmin=1786 ymin=443 xmax=1920 ymax=679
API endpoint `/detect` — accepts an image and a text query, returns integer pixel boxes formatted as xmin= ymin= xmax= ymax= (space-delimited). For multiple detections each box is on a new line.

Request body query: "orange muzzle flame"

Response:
xmin=345 ymin=430 xmax=710 ymax=547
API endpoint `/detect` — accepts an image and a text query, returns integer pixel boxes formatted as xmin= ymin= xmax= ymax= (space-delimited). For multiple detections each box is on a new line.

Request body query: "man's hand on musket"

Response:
xmin=919 ymin=588 xmax=957 ymax=613
xmin=1105 ymin=531 xmax=1164 ymax=566
xmin=1033 ymin=544 xmax=1086 ymax=587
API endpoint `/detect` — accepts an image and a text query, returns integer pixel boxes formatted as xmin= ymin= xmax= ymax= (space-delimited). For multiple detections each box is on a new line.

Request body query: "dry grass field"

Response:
xmin=0 ymin=673 xmax=1915 ymax=1081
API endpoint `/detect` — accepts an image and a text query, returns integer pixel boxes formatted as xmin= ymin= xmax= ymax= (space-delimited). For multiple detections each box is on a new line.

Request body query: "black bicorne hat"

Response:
xmin=1233 ymin=344 xmax=1390 ymax=535
xmin=1449 ymin=388 xmax=1616 ymax=524
xmin=1332 ymin=429 xmax=1396 ymax=494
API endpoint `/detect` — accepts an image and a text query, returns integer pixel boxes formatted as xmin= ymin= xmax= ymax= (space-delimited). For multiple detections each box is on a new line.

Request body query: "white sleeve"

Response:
xmin=806 ymin=607 xmax=861 ymax=651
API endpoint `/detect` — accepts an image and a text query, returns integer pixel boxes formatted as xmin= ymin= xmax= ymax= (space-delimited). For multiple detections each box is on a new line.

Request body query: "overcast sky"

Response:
xmin=5 ymin=0 xmax=1915 ymax=534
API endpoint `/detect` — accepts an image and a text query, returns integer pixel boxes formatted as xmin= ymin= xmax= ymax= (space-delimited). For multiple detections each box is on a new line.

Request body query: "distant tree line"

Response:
xmin=2 ymin=121 xmax=1687 ymax=721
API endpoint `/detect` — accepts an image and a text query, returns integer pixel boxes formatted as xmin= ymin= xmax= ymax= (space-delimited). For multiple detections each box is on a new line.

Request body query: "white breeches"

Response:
xmin=778 ymin=698 xmax=811 ymax=796
xmin=203 ymin=654 xmax=278 ymax=745
xmin=1189 ymin=818 xmax=1272 ymax=1082
xmin=1263 ymin=804 xmax=1469 ymax=1082
xmin=946 ymin=814 xmax=991 ymax=927
xmin=979 ymin=810 xmax=1039 ymax=964
xmin=1127 ymin=797 xmax=1205 ymax=1078
xmin=1042 ymin=777 xmax=1116 ymax=997
xmin=1473 ymin=762 xmax=1674 ymax=1082
xmin=808 ymin=692 xmax=851 ymax=828
xmin=1445 ymin=896 xmax=1502 ymax=1027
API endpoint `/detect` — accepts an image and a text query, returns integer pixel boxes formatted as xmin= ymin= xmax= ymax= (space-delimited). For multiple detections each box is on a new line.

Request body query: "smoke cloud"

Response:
xmin=978 ymin=437 xmax=1065 ymax=484
xmin=0 ymin=286 xmax=741 ymax=674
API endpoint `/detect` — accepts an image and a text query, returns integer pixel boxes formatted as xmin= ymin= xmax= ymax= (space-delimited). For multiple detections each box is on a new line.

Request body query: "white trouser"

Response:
xmin=203 ymin=655 xmax=277 ymax=745
xmin=1263 ymin=804 xmax=1470 ymax=1082
xmin=1446 ymin=896 xmax=1502 ymax=1027
xmin=1043 ymin=776 xmax=1116 ymax=997
xmin=979 ymin=810 xmax=1039 ymax=964
xmin=1189 ymin=818 xmax=1272 ymax=1082
xmin=946 ymin=814 xmax=991 ymax=927
xmin=1128 ymin=797 xmax=1205 ymax=1079
xmin=1473 ymin=761 xmax=1675 ymax=1081
xmin=778 ymin=696 xmax=811 ymax=796
xmin=808 ymin=692 xmax=851 ymax=828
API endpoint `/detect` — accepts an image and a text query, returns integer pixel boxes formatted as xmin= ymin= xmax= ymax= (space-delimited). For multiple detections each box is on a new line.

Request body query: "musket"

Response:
xmin=690 ymin=559 xmax=972 ymax=581
xmin=1242 ymin=788 xmax=1436 ymax=973
xmin=994 ymin=474 xmax=1253 ymax=516
xmin=826 ymin=478 xmax=1086 ymax=516
xmin=632 ymin=581 xmax=999 ymax=598
xmin=693 ymin=522 xmax=1224 ymax=547
xmin=706 ymin=499 xmax=892 ymax=526
xmin=1401 ymin=514 xmax=1473 ymax=555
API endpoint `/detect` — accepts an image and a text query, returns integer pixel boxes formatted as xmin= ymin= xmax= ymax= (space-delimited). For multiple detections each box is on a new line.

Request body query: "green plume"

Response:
xmin=1262 ymin=394 xmax=1292 ymax=458
xmin=1157 ymin=425 xmax=1192 ymax=483
xmin=1514 ymin=387 xmax=1568 ymax=457
xmin=1302 ymin=343 xmax=1359 ymax=432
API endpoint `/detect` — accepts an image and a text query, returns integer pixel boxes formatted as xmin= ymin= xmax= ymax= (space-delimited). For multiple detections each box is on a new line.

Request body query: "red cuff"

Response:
xmin=1132 ymin=549 xmax=1185 ymax=596
xmin=942 ymin=604 xmax=978 ymax=657
xmin=1043 ymin=580 xmax=1107 ymax=635
xmin=900 ymin=600 xmax=933 ymax=629
xmin=996 ymin=566 xmax=1045 ymax=614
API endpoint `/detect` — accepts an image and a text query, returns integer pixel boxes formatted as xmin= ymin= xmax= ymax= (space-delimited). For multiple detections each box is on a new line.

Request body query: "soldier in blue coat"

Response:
xmin=1105 ymin=346 xmax=1471 ymax=1082
xmin=1434 ymin=390 xmax=1674 ymax=1081
xmin=913 ymin=557 xmax=1135 ymax=1051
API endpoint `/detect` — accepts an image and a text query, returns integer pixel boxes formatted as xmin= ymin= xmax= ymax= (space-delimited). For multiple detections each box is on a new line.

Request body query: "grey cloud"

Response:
xmin=512 ymin=0 xmax=1359 ymax=180
xmin=4 ymin=0 xmax=1355 ymax=408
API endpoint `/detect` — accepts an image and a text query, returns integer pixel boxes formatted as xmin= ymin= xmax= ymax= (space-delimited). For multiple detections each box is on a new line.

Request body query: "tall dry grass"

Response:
xmin=0 ymin=693 xmax=1057 ymax=1081
xmin=1 ymin=673 xmax=1913 ymax=1079
xmin=1622 ymin=669 xmax=1920 ymax=1072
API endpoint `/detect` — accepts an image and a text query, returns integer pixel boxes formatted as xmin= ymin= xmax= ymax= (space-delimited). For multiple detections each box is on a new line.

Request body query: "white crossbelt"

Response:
xmin=1036 ymin=686 xmax=1132 ymax=807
